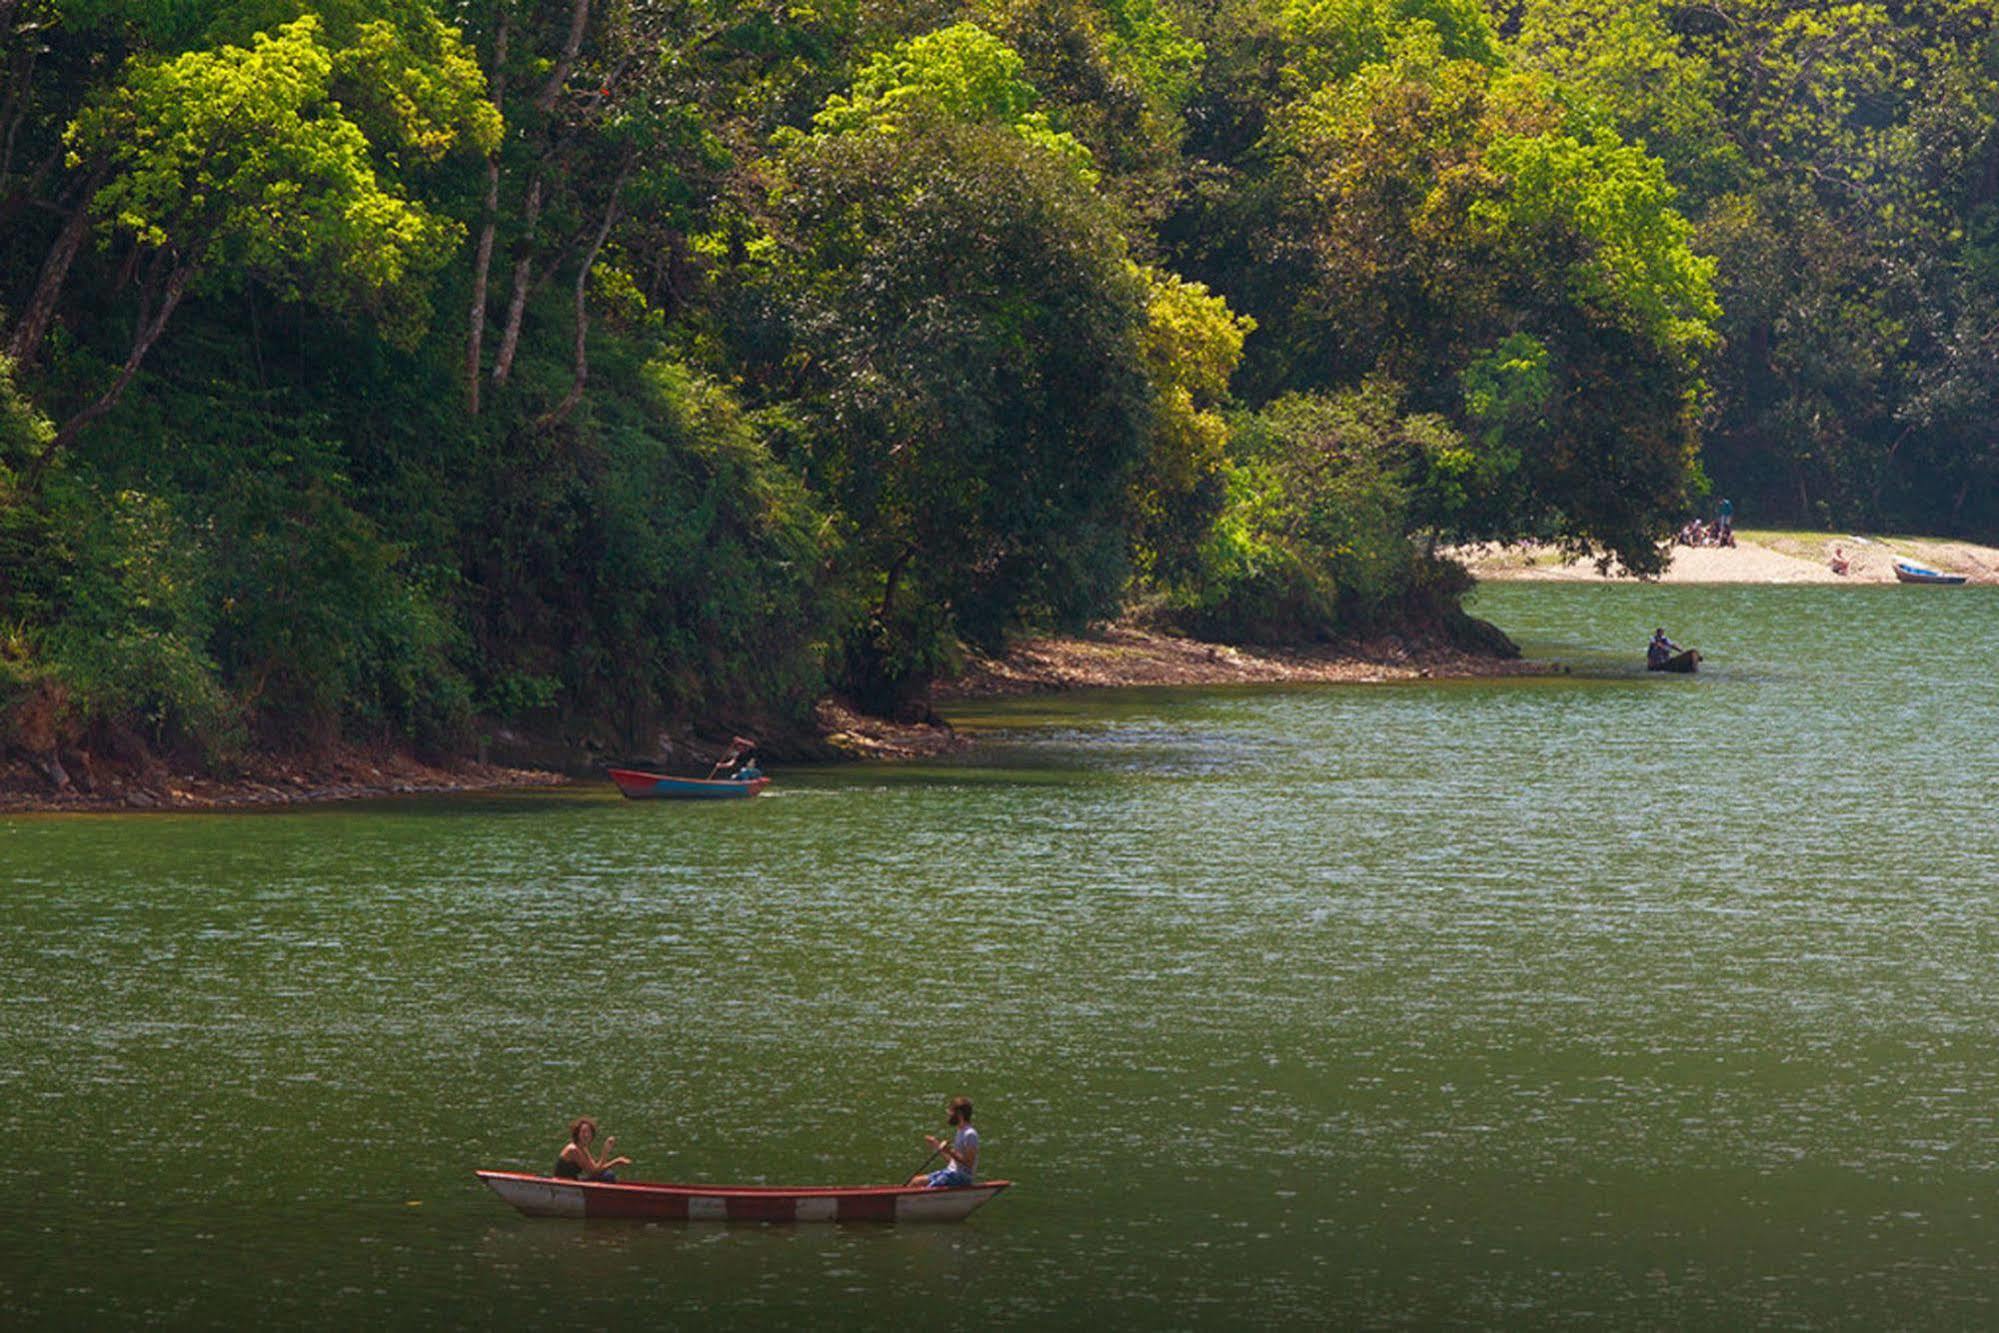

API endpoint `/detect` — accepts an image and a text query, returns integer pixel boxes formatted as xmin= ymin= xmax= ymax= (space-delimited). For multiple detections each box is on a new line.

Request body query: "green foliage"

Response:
xmin=1511 ymin=0 xmax=1744 ymax=199
xmin=1169 ymin=386 xmax=1442 ymax=641
xmin=35 ymin=482 xmax=239 ymax=758
xmin=1278 ymin=0 xmax=1500 ymax=89
xmin=1251 ymin=33 xmax=1716 ymax=570
xmin=1131 ymin=266 xmax=1254 ymax=584
xmin=1474 ymin=126 xmax=1719 ymax=358
xmin=70 ymin=15 xmax=469 ymax=338
xmin=798 ymin=22 xmax=1099 ymax=181
xmin=764 ymin=77 xmax=1154 ymax=687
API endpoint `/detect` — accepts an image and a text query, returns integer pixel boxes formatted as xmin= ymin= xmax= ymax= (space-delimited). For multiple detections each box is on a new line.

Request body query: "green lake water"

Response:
xmin=3 ymin=583 xmax=1997 ymax=1326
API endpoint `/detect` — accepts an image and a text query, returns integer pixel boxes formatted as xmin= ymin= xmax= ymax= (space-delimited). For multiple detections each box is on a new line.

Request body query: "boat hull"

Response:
xmin=1646 ymin=649 xmax=1701 ymax=673
xmin=608 ymin=767 xmax=769 ymax=800
xmin=475 ymin=1171 xmax=1009 ymax=1223
xmin=1893 ymin=561 xmax=1967 ymax=585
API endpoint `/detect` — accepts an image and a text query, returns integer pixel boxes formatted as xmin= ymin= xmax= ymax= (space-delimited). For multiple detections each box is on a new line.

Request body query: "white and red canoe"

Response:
xmin=475 ymin=1170 xmax=1010 ymax=1223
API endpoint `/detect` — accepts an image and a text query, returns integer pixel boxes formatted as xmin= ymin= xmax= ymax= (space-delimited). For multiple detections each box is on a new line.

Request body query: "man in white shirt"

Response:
xmin=909 ymin=1096 xmax=979 ymax=1187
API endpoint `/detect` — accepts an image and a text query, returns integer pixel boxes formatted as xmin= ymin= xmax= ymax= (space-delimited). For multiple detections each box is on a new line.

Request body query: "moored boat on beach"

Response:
xmin=608 ymin=767 xmax=769 ymax=799
xmin=475 ymin=1170 xmax=1009 ymax=1222
xmin=1893 ymin=559 xmax=1967 ymax=585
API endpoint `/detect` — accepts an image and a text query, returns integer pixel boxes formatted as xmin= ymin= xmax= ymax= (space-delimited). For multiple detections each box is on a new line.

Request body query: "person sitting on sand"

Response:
xmin=554 ymin=1116 xmax=630 ymax=1182
xmin=1647 ymin=628 xmax=1679 ymax=668
xmin=908 ymin=1096 xmax=979 ymax=1188
xmin=1830 ymin=546 xmax=1850 ymax=575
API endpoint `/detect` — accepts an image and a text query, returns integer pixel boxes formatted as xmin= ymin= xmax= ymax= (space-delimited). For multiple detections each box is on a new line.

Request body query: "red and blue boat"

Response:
xmin=475 ymin=1170 xmax=1009 ymax=1223
xmin=608 ymin=766 xmax=769 ymax=799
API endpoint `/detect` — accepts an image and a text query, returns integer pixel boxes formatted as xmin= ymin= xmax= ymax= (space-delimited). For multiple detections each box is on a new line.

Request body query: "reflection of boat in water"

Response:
xmin=607 ymin=767 xmax=769 ymax=799
xmin=475 ymin=1170 xmax=1009 ymax=1222
xmin=1646 ymin=649 xmax=1701 ymax=674
xmin=1893 ymin=559 xmax=1967 ymax=585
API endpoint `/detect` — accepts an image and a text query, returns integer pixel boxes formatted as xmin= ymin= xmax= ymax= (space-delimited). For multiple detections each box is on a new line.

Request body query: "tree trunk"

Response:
xmin=534 ymin=0 xmax=592 ymax=112
xmin=490 ymin=173 xmax=543 ymax=389
xmin=536 ymin=169 xmax=626 ymax=432
xmin=31 ymin=257 xmax=194 ymax=481
xmin=1949 ymin=475 xmax=1972 ymax=532
xmin=6 ymin=164 xmax=104 ymax=367
xmin=463 ymin=9 xmax=509 ymax=414
xmin=0 ymin=39 xmax=38 ymax=183
xmin=879 ymin=544 xmax=915 ymax=621
xmin=465 ymin=160 xmax=501 ymax=413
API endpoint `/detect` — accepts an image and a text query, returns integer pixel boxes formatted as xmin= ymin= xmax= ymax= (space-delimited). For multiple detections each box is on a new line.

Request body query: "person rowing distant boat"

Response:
xmin=908 ymin=1096 xmax=979 ymax=1188
xmin=1647 ymin=628 xmax=1681 ymax=669
xmin=707 ymin=735 xmax=761 ymax=781
xmin=554 ymin=1116 xmax=630 ymax=1183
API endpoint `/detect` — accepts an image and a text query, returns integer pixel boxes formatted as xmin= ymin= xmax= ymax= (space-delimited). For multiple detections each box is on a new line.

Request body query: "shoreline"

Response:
xmin=1454 ymin=530 xmax=1999 ymax=584
xmin=32 ymin=522 xmax=1988 ymax=812
xmin=936 ymin=624 xmax=1544 ymax=699
xmin=0 ymin=744 xmax=567 ymax=815
xmin=5 ymin=626 xmax=1544 ymax=809
xmin=815 ymin=625 xmax=1550 ymax=762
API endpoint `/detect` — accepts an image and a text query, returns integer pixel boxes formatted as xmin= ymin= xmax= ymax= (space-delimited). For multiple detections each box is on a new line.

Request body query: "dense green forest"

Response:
xmin=0 ymin=0 xmax=1994 ymax=769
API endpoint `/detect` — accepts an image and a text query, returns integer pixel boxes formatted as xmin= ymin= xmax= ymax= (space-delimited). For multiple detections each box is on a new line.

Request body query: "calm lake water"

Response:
xmin=3 ymin=583 xmax=1997 ymax=1326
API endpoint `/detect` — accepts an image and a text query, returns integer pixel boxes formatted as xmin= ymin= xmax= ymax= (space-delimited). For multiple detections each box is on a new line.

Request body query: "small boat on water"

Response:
xmin=1646 ymin=648 xmax=1701 ymax=674
xmin=608 ymin=766 xmax=769 ymax=799
xmin=475 ymin=1170 xmax=1010 ymax=1223
xmin=1893 ymin=559 xmax=1967 ymax=585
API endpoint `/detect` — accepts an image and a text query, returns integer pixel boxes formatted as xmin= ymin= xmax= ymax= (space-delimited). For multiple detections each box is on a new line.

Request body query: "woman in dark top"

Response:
xmin=554 ymin=1116 xmax=630 ymax=1182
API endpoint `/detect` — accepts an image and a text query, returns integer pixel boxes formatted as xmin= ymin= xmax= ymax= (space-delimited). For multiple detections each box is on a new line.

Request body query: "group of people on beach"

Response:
xmin=1676 ymin=497 xmax=1735 ymax=548
xmin=551 ymin=1096 xmax=980 ymax=1189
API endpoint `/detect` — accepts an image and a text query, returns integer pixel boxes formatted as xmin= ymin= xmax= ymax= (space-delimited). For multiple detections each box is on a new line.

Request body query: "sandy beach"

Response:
xmin=1455 ymin=531 xmax=1999 ymax=584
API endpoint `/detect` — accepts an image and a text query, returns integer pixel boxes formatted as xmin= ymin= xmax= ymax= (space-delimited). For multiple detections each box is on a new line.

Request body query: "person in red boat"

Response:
xmin=554 ymin=1116 xmax=630 ymax=1182
xmin=908 ymin=1096 xmax=979 ymax=1187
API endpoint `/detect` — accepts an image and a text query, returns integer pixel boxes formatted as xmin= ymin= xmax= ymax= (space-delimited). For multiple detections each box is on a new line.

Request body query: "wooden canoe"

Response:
xmin=475 ymin=1170 xmax=1009 ymax=1223
xmin=608 ymin=767 xmax=769 ymax=799
xmin=1646 ymin=648 xmax=1701 ymax=673
xmin=1893 ymin=559 xmax=1967 ymax=585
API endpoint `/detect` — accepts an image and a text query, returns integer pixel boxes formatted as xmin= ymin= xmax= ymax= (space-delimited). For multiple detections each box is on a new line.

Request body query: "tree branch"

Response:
xmin=533 ymin=0 xmax=592 ymax=113
xmin=536 ymin=166 xmax=628 ymax=432
xmin=6 ymin=161 xmax=106 ymax=367
xmin=464 ymin=7 xmax=511 ymax=414
xmin=490 ymin=172 xmax=544 ymax=388
xmin=30 ymin=254 xmax=196 ymax=483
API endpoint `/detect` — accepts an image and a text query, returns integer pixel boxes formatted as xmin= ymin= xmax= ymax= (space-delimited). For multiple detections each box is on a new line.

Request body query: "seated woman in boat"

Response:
xmin=1647 ymin=628 xmax=1680 ymax=668
xmin=908 ymin=1096 xmax=979 ymax=1188
xmin=554 ymin=1117 xmax=630 ymax=1182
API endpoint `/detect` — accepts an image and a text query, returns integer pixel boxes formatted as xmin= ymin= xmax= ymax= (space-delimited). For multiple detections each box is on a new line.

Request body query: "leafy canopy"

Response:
xmin=68 ymin=15 xmax=476 ymax=335
xmin=799 ymin=22 xmax=1099 ymax=181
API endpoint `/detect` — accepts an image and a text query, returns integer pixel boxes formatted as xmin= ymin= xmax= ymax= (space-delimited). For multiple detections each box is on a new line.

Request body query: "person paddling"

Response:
xmin=707 ymin=735 xmax=758 ymax=780
xmin=908 ymin=1096 xmax=979 ymax=1188
xmin=554 ymin=1116 xmax=630 ymax=1182
xmin=1647 ymin=627 xmax=1680 ymax=669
